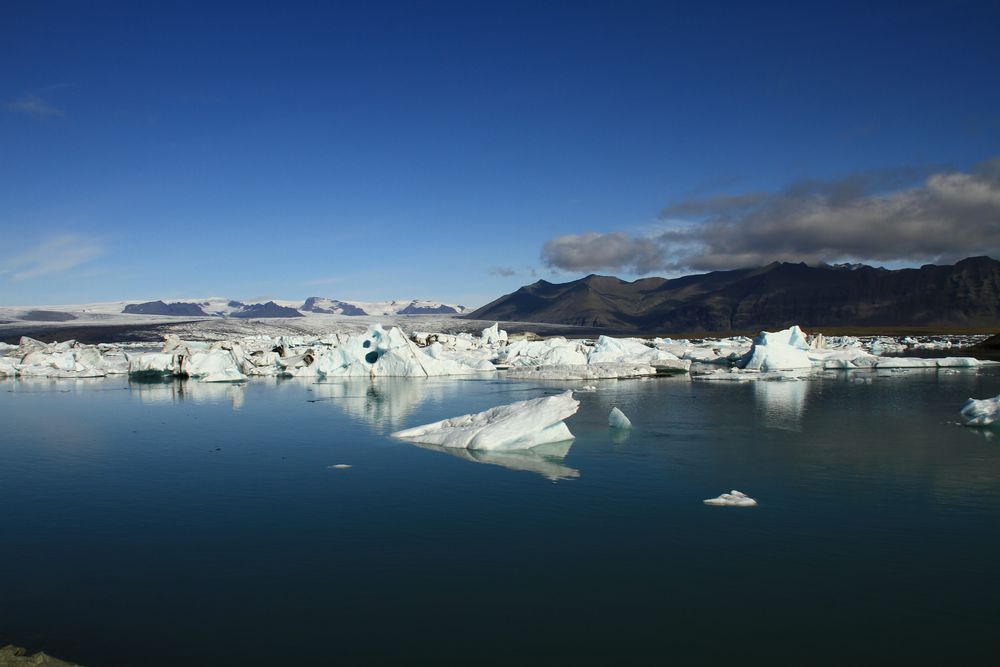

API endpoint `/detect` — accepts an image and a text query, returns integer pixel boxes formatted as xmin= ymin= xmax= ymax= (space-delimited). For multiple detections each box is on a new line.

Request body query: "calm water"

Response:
xmin=2 ymin=369 xmax=1000 ymax=665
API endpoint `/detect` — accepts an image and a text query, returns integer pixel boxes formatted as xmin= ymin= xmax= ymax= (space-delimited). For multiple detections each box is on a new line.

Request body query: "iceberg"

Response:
xmin=609 ymin=407 xmax=632 ymax=429
xmin=310 ymin=325 xmax=493 ymax=378
xmin=506 ymin=362 xmax=658 ymax=380
xmin=128 ymin=352 xmax=183 ymax=376
xmin=481 ymin=322 xmax=508 ymax=347
xmin=501 ymin=338 xmax=589 ymax=367
xmin=738 ymin=326 xmax=812 ymax=371
xmin=960 ymin=395 xmax=1000 ymax=427
xmin=391 ymin=390 xmax=579 ymax=451
xmin=588 ymin=336 xmax=684 ymax=367
xmin=703 ymin=490 xmax=758 ymax=507
xmin=182 ymin=349 xmax=247 ymax=382
xmin=875 ymin=356 xmax=980 ymax=369
xmin=120 ymin=325 xmax=494 ymax=380
xmin=0 ymin=336 xmax=132 ymax=378
xmin=0 ymin=355 xmax=18 ymax=377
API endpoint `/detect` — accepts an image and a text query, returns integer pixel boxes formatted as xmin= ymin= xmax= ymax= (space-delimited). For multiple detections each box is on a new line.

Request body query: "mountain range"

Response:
xmin=120 ymin=297 xmax=469 ymax=318
xmin=466 ymin=256 xmax=1000 ymax=333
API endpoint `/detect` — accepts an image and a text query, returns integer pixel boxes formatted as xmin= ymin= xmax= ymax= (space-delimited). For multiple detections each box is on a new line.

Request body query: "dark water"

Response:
xmin=2 ymin=369 xmax=1000 ymax=665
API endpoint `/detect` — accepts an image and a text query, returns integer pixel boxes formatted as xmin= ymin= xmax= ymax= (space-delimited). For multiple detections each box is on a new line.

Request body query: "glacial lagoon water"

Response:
xmin=2 ymin=369 xmax=1000 ymax=665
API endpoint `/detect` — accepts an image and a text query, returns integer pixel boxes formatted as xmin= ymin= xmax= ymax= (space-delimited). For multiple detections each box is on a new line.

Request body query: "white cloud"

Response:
xmin=4 ymin=93 xmax=65 ymax=117
xmin=0 ymin=235 xmax=104 ymax=281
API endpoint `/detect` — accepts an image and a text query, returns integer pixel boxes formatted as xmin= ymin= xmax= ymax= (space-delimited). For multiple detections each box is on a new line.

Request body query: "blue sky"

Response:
xmin=2 ymin=0 xmax=999 ymax=306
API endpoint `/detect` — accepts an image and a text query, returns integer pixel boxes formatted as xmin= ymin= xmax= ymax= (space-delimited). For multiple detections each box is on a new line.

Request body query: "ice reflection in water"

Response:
xmin=310 ymin=378 xmax=444 ymax=433
xmin=130 ymin=378 xmax=246 ymax=410
xmin=754 ymin=377 xmax=808 ymax=431
xmin=413 ymin=439 xmax=579 ymax=481
xmin=610 ymin=428 xmax=631 ymax=445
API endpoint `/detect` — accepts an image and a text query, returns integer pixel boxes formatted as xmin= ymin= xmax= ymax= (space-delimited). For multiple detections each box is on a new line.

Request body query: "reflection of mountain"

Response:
xmin=414 ymin=439 xmax=579 ymax=481
xmin=130 ymin=378 xmax=246 ymax=409
xmin=754 ymin=379 xmax=807 ymax=431
xmin=311 ymin=378 xmax=441 ymax=432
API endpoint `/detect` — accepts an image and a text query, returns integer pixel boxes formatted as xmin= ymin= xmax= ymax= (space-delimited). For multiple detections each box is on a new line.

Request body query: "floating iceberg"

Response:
xmin=391 ymin=390 xmax=579 ymax=451
xmin=501 ymin=337 xmax=589 ymax=367
xmin=703 ymin=490 xmax=758 ymax=507
xmin=506 ymin=362 xmax=658 ymax=380
xmin=309 ymin=325 xmax=494 ymax=378
xmin=481 ymin=322 xmax=508 ymax=347
xmin=738 ymin=326 xmax=812 ymax=371
xmin=129 ymin=352 xmax=183 ymax=376
xmin=0 ymin=355 xmax=18 ymax=377
xmin=960 ymin=395 xmax=1000 ymax=427
xmin=875 ymin=356 xmax=981 ymax=369
xmin=588 ymin=336 xmax=685 ymax=367
xmin=0 ymin=336 xmax=131 ymax=378
xmin=609 ymin=407 xmax=632 ymax=429
xmin=120 ymin=325 xmax=494 ymax=381
xmin=182 ymin=349 xmax=247 ymax=382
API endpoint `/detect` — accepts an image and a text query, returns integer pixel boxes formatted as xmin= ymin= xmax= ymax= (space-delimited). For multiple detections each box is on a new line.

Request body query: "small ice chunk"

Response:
xmin=609 ymin=406 xmax=632 ymax=429
xmin=703 ymin=490 xmax=758 ymax=507
xmin=960 ymin=394 xmax=1000 ymax=427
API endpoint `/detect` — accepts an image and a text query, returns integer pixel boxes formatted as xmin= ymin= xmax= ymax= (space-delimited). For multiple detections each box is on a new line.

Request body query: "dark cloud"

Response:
xmin=489 ymin=266 xmax=516 ymax=277
xmin=541 ymin=161 xmax=1000 ymax=274
xmin=541 ymin=232 xmax=665 ymax=274
xmin=4 ymin=93 xmax=64 ymax=117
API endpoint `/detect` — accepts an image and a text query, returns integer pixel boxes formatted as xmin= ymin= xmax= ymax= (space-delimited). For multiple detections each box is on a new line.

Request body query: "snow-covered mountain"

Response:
xmin=299 ymin=297 xmax=469 ymax=316
xmin=0 ymin=296 xmax=472 ymax=321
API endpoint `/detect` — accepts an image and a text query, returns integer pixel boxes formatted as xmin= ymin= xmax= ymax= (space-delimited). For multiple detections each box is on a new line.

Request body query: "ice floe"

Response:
xmin=391 ymin=390 xmax=579 ymax=451
xmin=506 ymin=362 xmax=658 ymax=380
xmin=703 ymin=490 xmax=758 ymax=507
xmin=875 ymin=356 xmax=981 ymax=369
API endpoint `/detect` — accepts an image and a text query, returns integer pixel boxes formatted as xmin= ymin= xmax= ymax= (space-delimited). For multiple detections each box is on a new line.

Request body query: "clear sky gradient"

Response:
xmin=2 ymin=0 xmax=999 ymax=306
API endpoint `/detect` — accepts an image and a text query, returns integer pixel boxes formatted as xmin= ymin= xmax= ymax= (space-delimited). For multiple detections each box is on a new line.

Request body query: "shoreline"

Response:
xmin=0 ymin=645 xmax=79 ymax=667
xmin=2 ymin=318 xmax=996 ymax=345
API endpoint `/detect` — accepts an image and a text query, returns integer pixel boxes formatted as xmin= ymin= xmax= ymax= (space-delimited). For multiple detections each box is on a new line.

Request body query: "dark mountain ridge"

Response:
xmin=467 ymin=256 xmax=1000 ymax=333
xmin=122 ymin=301 xmax=208 ymax=316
